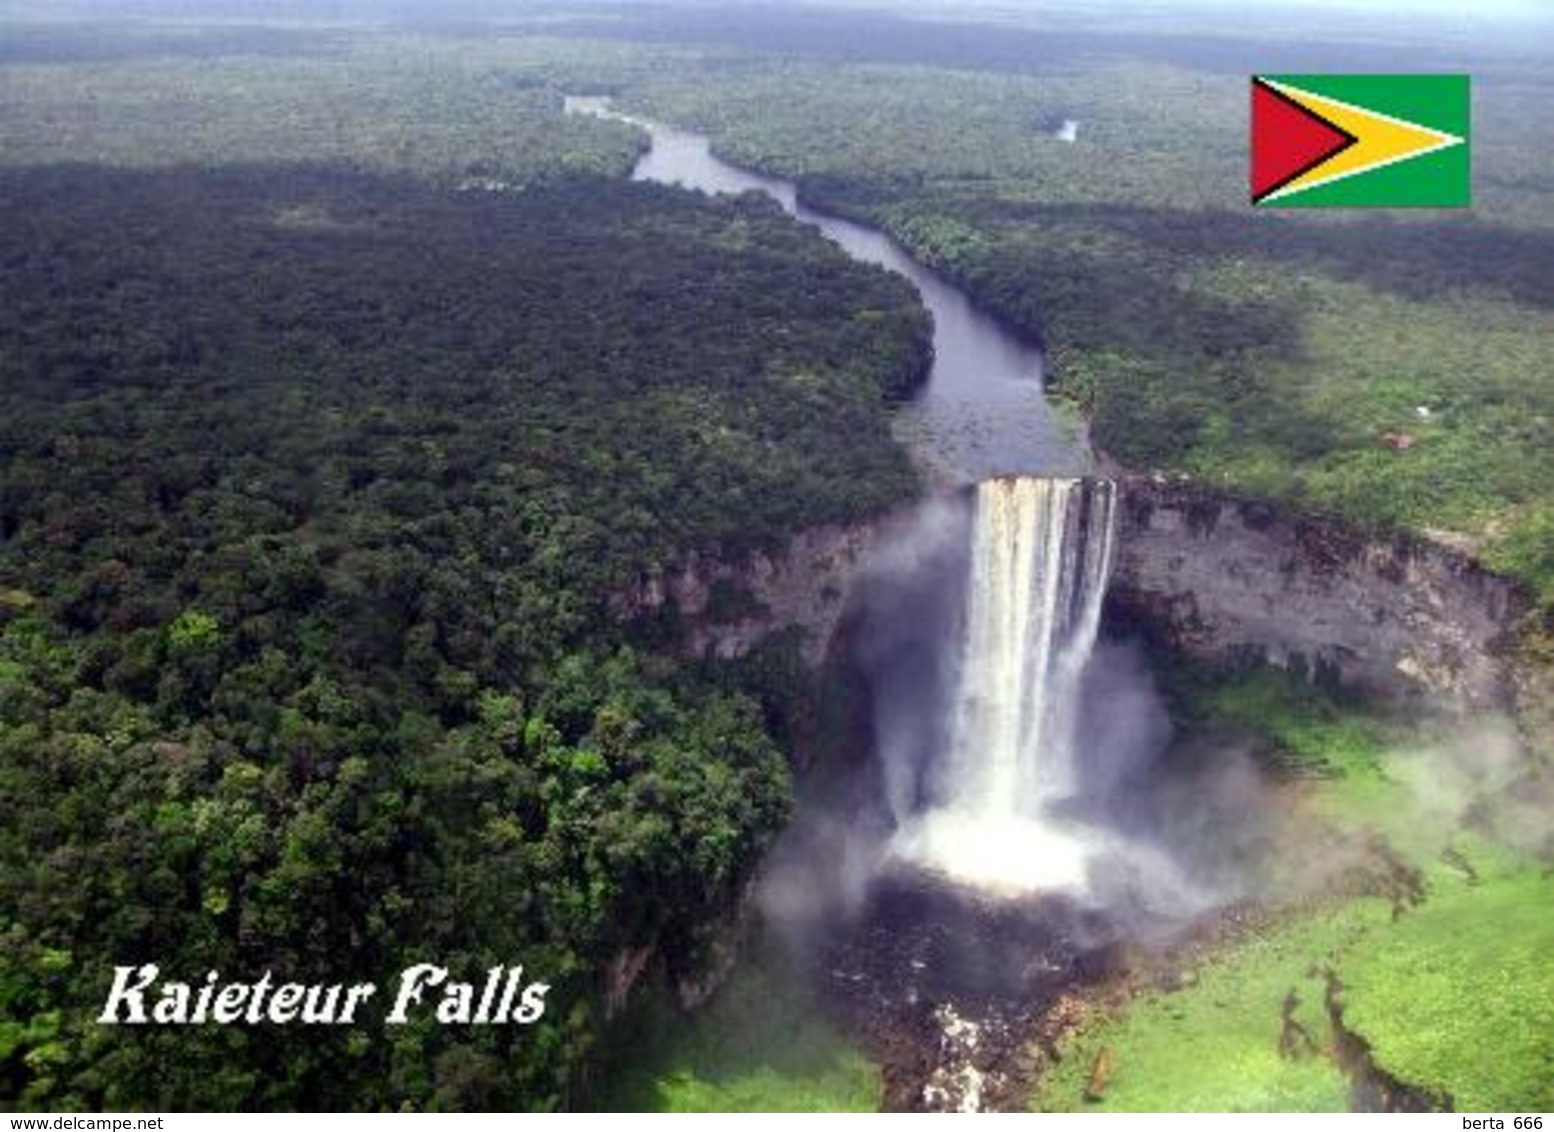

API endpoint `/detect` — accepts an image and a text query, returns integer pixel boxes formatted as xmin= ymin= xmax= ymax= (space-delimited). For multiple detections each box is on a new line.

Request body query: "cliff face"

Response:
xmin=609 ymin=519 xmax=886 ymax=666
xmin=603 ymin=522 xmax=889 ymax=1015
xmin=1108 ymin=477 xmax=1529 ymax=710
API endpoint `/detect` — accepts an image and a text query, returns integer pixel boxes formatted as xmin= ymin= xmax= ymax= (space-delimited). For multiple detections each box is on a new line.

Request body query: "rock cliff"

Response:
xmin=613 ymin=477 xmax=1533 ymax=717
xmin=1108 ymin=476 xmax=1529 ymax=711
xmin=610 ymin=520 xmax=886 ymax=666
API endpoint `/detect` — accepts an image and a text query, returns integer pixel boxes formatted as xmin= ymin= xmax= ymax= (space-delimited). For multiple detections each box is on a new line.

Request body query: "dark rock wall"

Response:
xmin=1109 ymin=477 xmax=1529 ymax=711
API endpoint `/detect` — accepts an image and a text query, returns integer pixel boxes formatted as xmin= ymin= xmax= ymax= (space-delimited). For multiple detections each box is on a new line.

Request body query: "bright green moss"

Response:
xmin=1032 ymin=904 xmax=1376 ymax=1112
xmin=1340 ymin=869 xmax=1554 ymax=1112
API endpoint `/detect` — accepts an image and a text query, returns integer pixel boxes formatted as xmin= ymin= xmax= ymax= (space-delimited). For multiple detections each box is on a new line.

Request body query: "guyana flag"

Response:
xmin=1250 ymin=74 xmax=1470 ymax=207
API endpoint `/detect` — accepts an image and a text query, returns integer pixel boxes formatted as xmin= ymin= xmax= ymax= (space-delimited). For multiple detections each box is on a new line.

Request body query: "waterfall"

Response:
xmin=946 ymin=476 xmax=1116 ymax=816
xmin=894 ymin=476 xmax=1117 ymax=895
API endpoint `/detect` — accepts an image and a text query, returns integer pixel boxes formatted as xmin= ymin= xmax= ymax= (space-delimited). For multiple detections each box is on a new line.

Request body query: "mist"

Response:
xmin=757 ymin=479 xmax=1552 ymax=971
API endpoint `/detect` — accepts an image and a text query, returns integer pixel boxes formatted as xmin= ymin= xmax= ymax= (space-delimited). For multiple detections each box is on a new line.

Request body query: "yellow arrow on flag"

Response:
xmin=1259 ymin=79 xmax=1465 ymax=203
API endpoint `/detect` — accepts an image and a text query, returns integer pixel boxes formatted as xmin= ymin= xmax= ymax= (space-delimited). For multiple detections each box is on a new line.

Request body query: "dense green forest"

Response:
xmin=0 ymin=110 xmax=929 ymax=1108
xmin=0 ymin=38 xmax=646 ymax=184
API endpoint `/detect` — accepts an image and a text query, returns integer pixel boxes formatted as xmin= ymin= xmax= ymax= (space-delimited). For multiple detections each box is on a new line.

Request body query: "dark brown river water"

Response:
xmin=565 ymin=95 xmax=1089 ymax=483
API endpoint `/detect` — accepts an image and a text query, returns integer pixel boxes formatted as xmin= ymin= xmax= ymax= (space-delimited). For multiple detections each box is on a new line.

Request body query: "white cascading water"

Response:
xmin=894 ymin=476 xmax=1117 ymax=896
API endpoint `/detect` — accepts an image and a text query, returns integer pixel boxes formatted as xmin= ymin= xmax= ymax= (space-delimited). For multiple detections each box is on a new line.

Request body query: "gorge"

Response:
xmin=573 ymin=96 xmax=1541 ymax=1112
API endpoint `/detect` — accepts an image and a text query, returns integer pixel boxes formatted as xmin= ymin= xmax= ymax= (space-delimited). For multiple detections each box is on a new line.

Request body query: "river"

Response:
xmin=564 ymin=95 xmax=1087 ymax=483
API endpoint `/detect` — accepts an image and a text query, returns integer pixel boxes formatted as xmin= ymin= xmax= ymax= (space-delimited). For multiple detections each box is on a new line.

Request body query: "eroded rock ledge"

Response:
xmin=1108 ymin=476 xmax=1530 ymax=711
xmin=609 ymin=518 xmax=890 ymax=666
xmin=612 ymin=478 xmax=1533 ymax=716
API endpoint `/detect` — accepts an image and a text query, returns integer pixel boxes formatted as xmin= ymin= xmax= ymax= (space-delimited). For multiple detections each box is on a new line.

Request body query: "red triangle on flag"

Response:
xmin=1250 ymin=79 xmax=1357 ymax=202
